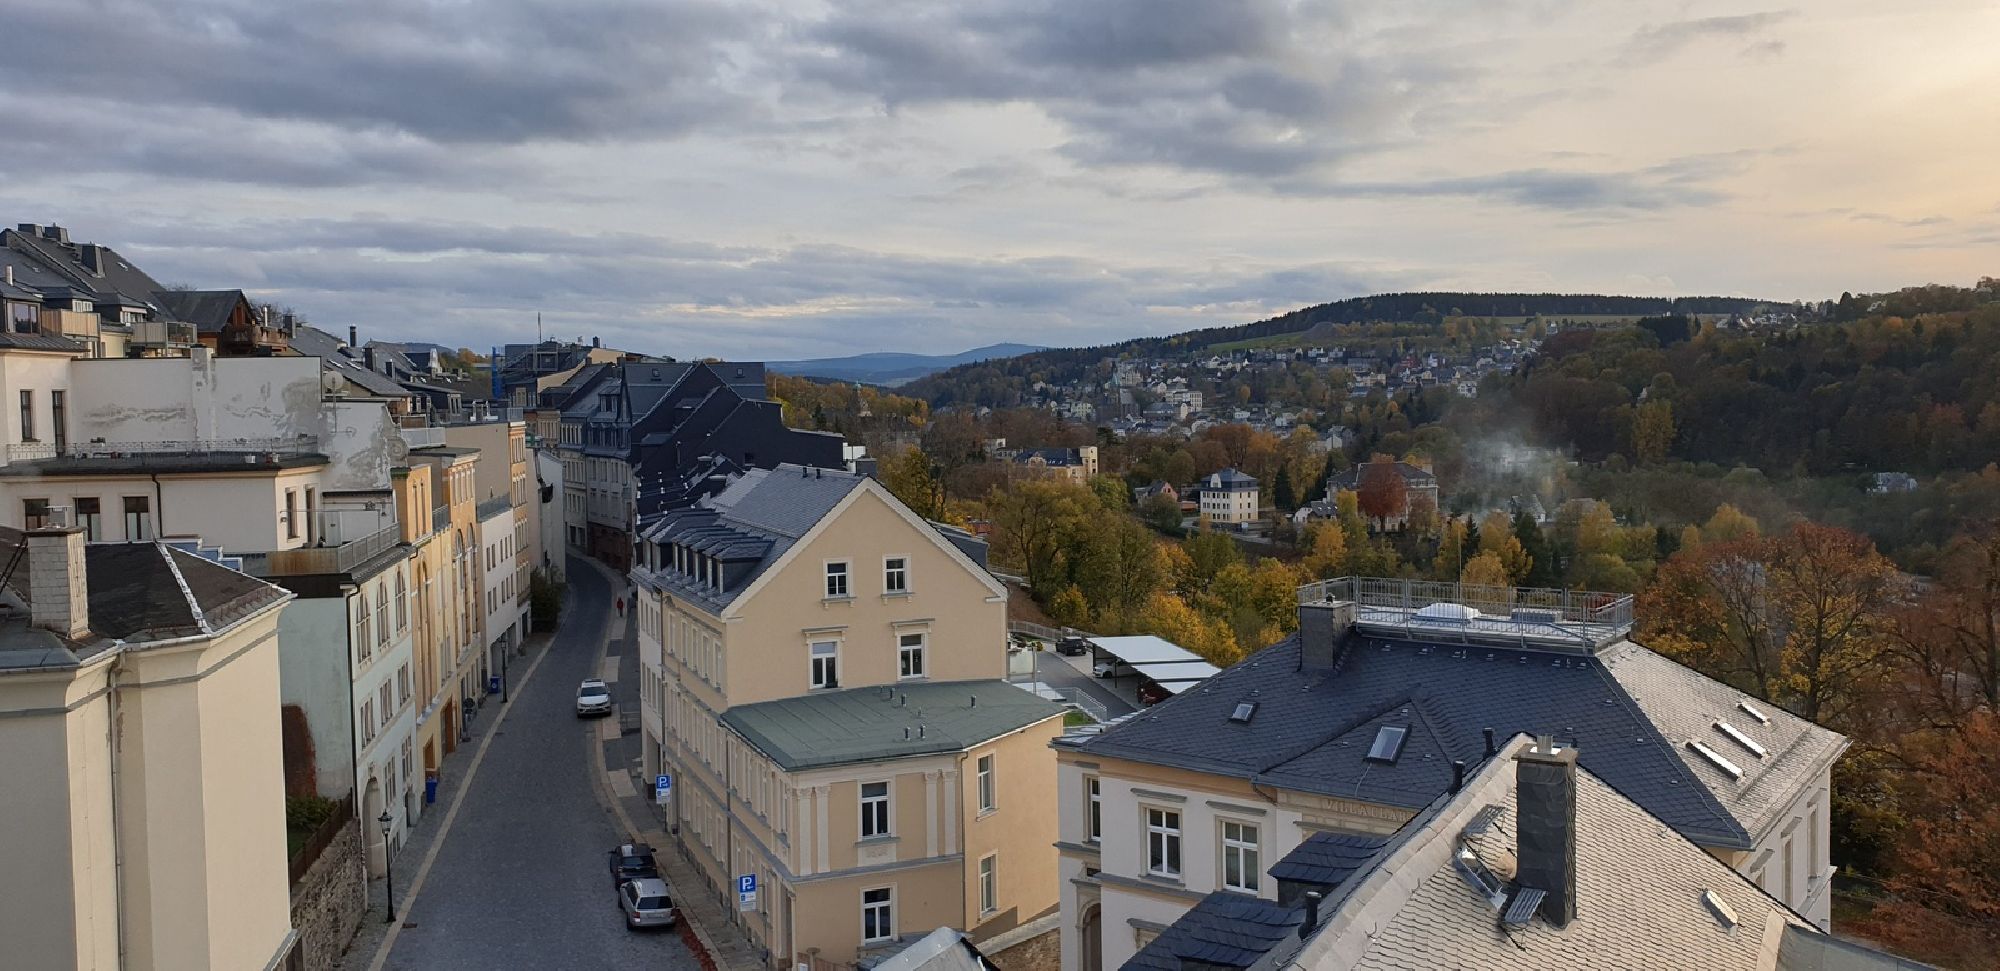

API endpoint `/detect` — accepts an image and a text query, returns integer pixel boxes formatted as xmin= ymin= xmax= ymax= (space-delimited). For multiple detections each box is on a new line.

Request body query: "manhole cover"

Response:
xmin=401 ymin=921 xmax=419 ymax=929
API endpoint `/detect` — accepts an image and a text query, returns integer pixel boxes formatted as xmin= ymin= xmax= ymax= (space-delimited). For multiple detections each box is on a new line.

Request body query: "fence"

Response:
xmin=6 ymin=436 xmax=317 ymax=463
xmin=1008 ymin=620 xmax=1089 ymax=643
xmin=261 ymin=523 xmax=402 ymax=576
xmin=1296 ymin=576 xmax=1634 ymax=630
xmin=287 ymin=794 xmax=355 ymax=884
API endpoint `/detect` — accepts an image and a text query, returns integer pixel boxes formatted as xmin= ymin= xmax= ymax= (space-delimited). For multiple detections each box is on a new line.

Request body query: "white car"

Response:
xmin=576 ymin=679 xmax=613 ymax=717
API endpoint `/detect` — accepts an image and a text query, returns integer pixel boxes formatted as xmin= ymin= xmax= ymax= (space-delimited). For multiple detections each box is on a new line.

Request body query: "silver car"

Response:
xmin=576 ymin=679 xmax=613 ymax=717
xmin=618 ymin=877 xmax=676 ymax=930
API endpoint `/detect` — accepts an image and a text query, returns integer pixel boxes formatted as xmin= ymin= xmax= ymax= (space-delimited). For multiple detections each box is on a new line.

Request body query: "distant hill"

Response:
xmin=900 ymin=291 xmax=1781 ymax=408
xmin=769 ymin=342 xmax=1044 ymax=386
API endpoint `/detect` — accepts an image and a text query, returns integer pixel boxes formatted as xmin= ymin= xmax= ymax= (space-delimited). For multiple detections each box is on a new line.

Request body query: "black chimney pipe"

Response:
xmin=348 ymin=325 xmax=358 ymax=347
xmin=1483 ymin=727 xmax=1496 ymax=758
xmin=1450 ymin=759 xmax=1466 ymax=793
xmin=1299 ymin=890 xmax=1322 ymax=939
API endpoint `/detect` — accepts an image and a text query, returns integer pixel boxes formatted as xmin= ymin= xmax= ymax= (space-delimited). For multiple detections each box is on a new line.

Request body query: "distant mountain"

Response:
xmin=769 ymin=343 xmax=1044 ymax=386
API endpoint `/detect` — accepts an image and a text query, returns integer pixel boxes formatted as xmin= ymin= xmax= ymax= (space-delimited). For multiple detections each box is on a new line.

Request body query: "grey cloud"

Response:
xmin=1626 ymin=11 xmax=1796 ymax=62
xmin=1289 ymin=165 xmax=1728 ymax=211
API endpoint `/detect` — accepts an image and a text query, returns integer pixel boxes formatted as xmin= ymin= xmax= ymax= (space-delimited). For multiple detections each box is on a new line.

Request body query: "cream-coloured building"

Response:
xmin=631 ymin=465 xmax=1063 ymax=966
xmin=1054 ymin=578 xmax=1846 ymax=971
xmin=1196 ymin=468 xmax=1258 ymax=526
xmin=0 ymin=521 xmax=298 ymax=970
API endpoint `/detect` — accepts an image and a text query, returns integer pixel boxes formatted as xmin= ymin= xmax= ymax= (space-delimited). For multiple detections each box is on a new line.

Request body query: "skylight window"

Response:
xmin=1713 ymin=721 xmax=1767 ymax=758
xmin=1365 ymin=725 xmax=1408 ymax=764
xmin=1229 ymin=702 xmax=1258 ymax=723
xmin=1687 ymin=739 xmax=1744 ymax=780
xmin=1737 ymin=700 xmax=1770 ymax=725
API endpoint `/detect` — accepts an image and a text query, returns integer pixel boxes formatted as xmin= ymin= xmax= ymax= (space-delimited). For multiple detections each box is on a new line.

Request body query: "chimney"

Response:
xmin=281 ymin=312 xmax=295 ymax=335
xmin=16 ymin=223 xmax=41 ymax=236
xmin=1298 ymin=599 xmax=1357 ymax=670
xmin=364 ymin=346 xmax=377 ymax=372
xmin=3 ymin=265 xmax=12 ymax=287
xmin=1514 ymin=736 xmax=1579 ymax=928
xmin=26 ymin=519 xmax=90 ymax=641
xmin=42 ymin=225 xmax=69 ymax=246
xmin=1483 ymin=727 xmax=1496 ymax=758
xmin=592 ymin=336 xmax=601 ymax=348
xmin=78 ymin=244 xmax=106 ymax=277
xmin=348 ymin=326 xmax=358 ymax=348
xmin=1299 ymin=891 xmax=1322 ymax=939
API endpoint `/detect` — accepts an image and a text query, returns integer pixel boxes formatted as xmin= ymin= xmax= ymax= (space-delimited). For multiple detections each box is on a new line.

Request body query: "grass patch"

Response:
xmin=1064 ymin=710 xmax=1096 ymax=727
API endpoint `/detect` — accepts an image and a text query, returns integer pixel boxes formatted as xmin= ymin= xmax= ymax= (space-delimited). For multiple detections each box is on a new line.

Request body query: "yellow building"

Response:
xmin=632 ymin=465 xmax=1063 ymax=966
xmin=0 ymin=522 xmax=297 ymax=970
xmin=396 ymin=447 xmax=481 ymax=783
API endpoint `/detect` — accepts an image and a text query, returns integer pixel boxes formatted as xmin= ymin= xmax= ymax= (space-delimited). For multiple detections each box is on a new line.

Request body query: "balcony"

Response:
xmin=256 ymin=523 xmax=404 ymax=577
xmin=399 ymin=427 xmax=447 ymax=450
xmin=1297 ymin=575 xmax=1634 ymax=652
xmin=130 ymin=319 xmax=198 ymax=347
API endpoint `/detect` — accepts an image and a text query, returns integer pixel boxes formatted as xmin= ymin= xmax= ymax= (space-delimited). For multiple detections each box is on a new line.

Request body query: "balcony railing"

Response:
xmin=398 ymin=427 xmax=446 ymax=450
xmin=1297 ymin=575 xmax=1634 ymax=651
xmin=5 ymin=436 xmax=317 ymax=464
xmin=259 ymin=523 xmax=404 ymax=577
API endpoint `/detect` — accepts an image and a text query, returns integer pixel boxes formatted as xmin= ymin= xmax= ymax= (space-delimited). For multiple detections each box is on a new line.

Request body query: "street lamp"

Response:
xmin=378 ymin=810 xmax=397 ymax=924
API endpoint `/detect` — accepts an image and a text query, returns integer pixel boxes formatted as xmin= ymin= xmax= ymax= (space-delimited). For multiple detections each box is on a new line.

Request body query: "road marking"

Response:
xmin=598 ymin=656 xmax=620 ymax=683
xmin=361 ymin=635 xmax=559 ymax=971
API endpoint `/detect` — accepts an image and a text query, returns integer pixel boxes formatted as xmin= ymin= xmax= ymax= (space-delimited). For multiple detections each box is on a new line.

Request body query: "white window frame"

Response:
xmin=898 ymin=631 xmax=926 ymax=680
xmin=824 ymin=559 xmax=851 ymax=599
xmin=883 ymin=555 xmax=909 ymax=594
xmin=1221 ymin=819 xmax=1260 ymax=893
xmin=810 ymin=640 xmax=841 ymax=690
xmin=861 ymin=886 xmax=895 ymax=943
xmin=978 ymin=853 xmax=998 ymax=916
xmin=860 ymin=780 xmax=891 ymax=839
xmin=1146 ymin=807 xmax=1182 ymax=878
xmin=1086 ymin=776 xmax=1102 ymax=843
xmin=977 ymin=754 xmax=996 ymax=814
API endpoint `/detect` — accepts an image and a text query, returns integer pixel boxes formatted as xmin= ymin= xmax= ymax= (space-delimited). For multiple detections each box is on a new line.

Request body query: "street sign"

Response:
xmin=654 ymin=774 xmax=672 ymax=804
xmin=737 ymin=873 xmax=758 ymax=912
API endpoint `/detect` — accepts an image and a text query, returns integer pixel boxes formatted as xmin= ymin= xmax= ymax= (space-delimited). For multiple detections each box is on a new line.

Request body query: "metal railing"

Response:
xmin=1008 ymin=620 xmax=1088 ymax=643
xmin=6 ymin=436 xmax=317 ymax=463
xmin=1298 ymin=576 xmax=1634 ymax=650
xmin=398 ymin=427 xmax=446 ymax=449
xmin=1056 ymin=687 xmax=1110 ymax=723
xmin=261 ymin=523 xmax=403 ymax=576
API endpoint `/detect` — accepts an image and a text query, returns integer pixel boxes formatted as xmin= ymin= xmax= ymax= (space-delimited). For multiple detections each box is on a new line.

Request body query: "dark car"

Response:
xmin=1137 ymin=680 xmax=1172 ymax=706
xmin=608 ymin=843 xmax=660 ymax=886
xmin=1056 ymin=636 xmax=1089 ymax=657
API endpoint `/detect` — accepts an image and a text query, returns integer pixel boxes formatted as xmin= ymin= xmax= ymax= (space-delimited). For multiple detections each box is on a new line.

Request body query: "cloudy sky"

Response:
xmin=3 ymin=0 xmax=1994 ymax=360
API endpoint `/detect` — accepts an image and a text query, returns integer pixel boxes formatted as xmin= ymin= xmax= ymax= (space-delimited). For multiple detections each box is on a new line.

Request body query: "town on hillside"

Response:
xmin=3 ymin=219 xmax=1988 ymax=971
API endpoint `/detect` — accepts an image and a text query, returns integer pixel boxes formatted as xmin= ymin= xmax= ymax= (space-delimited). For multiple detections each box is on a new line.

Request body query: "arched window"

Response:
xmin=394 ymin=572 xmax=408 ymax=632
xmin=355 ymin=589 xmax=372 ymax=660
xmin=375 ymin=581 xmax=390 ymax=647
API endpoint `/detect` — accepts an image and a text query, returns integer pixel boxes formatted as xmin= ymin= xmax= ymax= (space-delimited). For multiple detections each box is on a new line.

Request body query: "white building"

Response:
xmin=1198 ymin=468 xmax=1259 ymax=525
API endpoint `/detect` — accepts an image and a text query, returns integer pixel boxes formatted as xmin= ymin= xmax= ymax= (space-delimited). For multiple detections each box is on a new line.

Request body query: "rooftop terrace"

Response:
xmin=1296 ymin=576 xmax=1634 ymax=653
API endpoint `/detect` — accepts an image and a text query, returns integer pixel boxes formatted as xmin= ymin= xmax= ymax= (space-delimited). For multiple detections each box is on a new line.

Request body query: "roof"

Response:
xmin=1330 ymin=461 xmax=1438 ymax=490
xmin=1269 ymin=736 xmax=1919 ymax=971
xmin=289 ymin=325 xmax=413 ymax=398
xmin=1070 ymin=631 xmax=1846 ymax=851
xmin=1266 ymin=831 xmax=1392 ymax=888
xmin=0 ymin=332 xmax=87 ymax=353
xmin=3 ymin=227 xmax=171 ymax=315
xmin=870 ymin=927 xmax=992 ymax=971
xmin=722 ymin=680 xmax=1064 ymax=771
xmin=1125 ymin=893 xmax=1304 ymax=971
xmin=0 ymin=526 xmax=290 ymax=649
xmin=1207 ymin=468 xmax=1257 ymax=488
xmin=635 ymin=465 xmax=868 ymax=614
xmin=153 ymin=289 xmax=247 ymax=332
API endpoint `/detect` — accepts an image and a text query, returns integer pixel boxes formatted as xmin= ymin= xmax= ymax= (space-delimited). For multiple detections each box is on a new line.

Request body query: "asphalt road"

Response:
xmin=378 ymin=556 xmax=699 ymax=971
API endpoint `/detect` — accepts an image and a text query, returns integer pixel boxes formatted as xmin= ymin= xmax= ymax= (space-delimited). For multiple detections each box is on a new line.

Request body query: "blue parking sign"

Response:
xmin=737 ymin=873 xmax=757 ymax=911
xmin=654 ymin=774 xmax=671 ymax=804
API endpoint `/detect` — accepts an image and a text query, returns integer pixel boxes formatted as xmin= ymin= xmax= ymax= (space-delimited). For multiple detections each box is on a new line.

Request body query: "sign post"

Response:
xmin=737 ymin=873 xmax=758 ymax=912
xmin=654 ymin=774 xmax=672 ymax=805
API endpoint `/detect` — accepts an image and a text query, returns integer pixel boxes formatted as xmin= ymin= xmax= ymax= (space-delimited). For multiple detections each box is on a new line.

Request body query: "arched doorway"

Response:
xmin=362 ymin=777 xmax=386 ymax=876
xmin=1080 ymin=903 xmax=1102 ymax=971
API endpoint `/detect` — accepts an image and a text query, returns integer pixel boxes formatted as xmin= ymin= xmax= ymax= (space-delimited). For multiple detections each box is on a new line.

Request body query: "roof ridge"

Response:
xmin=153 ymin=542 xmax=213 ymax=636
xmin=1589 ymin=649 xmax=1752 ymax=846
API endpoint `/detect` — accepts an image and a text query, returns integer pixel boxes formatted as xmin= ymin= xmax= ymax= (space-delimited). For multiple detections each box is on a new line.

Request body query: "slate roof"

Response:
xmin=1073 ymin=633 xmax=1846 ymax=851
xmin=722 ymin=680 xmax=1064 ymax=771
xmin=154 ymin=289 xmax=247 ymax=332
xmin=1125 ymin=893 xmax=1304 ymax=971
xmin=1265 ymin=736 xmax=1919 ymax=971
xmin=3 ymin=227 xmax=171 ymax=315
xmin=635 ymin=465 xmax=867 ymax=615
xmin=0 ymin=332 xmax=87 ymax=352
xmin=1267 ymin=831 xmax=1391 ymax=889
xmin=1207 ymin=468 xmax=1257 ymax=489
xmin=0 ymin=527 xmax=290 ymax=648
xmin=289 ymin=325 xmax=413 ymax=398
xmin=1330 ymin=461 xmax=1437 ymax=491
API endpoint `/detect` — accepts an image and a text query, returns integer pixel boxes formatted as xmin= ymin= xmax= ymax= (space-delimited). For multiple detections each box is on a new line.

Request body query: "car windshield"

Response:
xmin=636 ymin=895 xmax=670 ymax=910
xmin=621 ymin=855 xmax=651 ymax=867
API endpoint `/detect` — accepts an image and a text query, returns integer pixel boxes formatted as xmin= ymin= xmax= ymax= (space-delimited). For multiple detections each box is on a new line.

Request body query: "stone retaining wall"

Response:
xmin=291 ymin=819 xmax=367 ymax=971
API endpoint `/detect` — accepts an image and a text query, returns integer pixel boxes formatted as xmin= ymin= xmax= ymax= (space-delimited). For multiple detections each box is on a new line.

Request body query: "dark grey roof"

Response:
xmin=636 ymin=465 xmax=869 ymax=615
xmin=1330 ymin=461 xmax=1438 ymax=490
xmin=3 ymin=228 xmax=171 ymax=315
xmin=1073 ymin=633 xmax=1843 ymax=851
xmin=0 ymin=332 xmax=87 ymax=352
xmin=0 ymin=526 xmax=288 ymax=647
xmin=475 ymin=495 xmax=513 ymax=521
xmin=289 ymin=325 xmax=412 ymax=397
xmin=1207 ymin=468 xmax=1257 ymax=488
xmin=723 ymin=680 xmax=1064 ymax=771
xmin=1124 ymin=893 xmax=1304 ymax=971
xmin=1266 ymin=831 xmax=1391 ymax=889
xmin=153 ymin=289 xmax=247 ymax=332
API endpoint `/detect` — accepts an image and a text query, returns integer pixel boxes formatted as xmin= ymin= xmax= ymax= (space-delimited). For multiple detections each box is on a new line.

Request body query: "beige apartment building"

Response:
xmin=0 ymin=522 xmax=297 ymax=970
xmin=632 ymin=465 xmax=1063 ymax=966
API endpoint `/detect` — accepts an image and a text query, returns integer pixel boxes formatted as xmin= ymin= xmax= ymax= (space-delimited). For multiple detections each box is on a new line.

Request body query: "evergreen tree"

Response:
xmin=1273 ymin=465 xmax=1296 ymax=511
xmin=1514 ymin=511 xmax=1558 ymax=587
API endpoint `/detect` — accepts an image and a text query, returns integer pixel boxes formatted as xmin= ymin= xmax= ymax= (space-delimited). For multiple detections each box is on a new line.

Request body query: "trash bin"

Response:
xmin=488 ymin=675 xmax=501 ymax=694
xmin=425 ymin=773 xmax=439 ymax=804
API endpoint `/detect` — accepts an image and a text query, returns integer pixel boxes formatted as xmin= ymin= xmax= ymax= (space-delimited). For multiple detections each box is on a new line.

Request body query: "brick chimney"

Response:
xmin=1514 ymin=736 xmax=1579 ymax=927
xmin=26 ymin=516 xmax=90 ymax=641
xmin=1298 ymin=599 xmax=1356 ymax=670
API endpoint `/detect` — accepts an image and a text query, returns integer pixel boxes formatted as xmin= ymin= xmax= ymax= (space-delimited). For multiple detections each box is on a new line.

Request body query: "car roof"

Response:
xmin=580 ymin=679 xmax=609 ymax=689
xmin=625 ymin=877 xmax=671 ymax=894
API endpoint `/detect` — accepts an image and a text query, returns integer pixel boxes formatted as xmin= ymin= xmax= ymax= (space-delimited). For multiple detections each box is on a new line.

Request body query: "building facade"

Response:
xmin=1197 ymin=468 xmax=1259 ymax=526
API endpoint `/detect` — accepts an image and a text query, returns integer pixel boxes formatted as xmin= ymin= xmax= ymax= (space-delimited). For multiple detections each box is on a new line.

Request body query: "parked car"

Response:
xmin=1137 ymin=680 xmax=1172 ymax=706
xmin=608 ymin=843 xmax=660 ymax=885
xmin=576 ymin=679 xmax=613 ymax=717
xmin=1056 ymin=636 xmax=1090 ymax=657
xmin=1093 ymin=658 xmax=1135 ymax=678
xmin=617 ymin=877 xmax=676 ymax=930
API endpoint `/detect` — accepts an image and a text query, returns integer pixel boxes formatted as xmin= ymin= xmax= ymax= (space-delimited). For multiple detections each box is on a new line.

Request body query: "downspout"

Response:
xmin=107 ymin=647 xmax=128 ymax=971
xmin=150 ymin=473 xmax=165 ymax=539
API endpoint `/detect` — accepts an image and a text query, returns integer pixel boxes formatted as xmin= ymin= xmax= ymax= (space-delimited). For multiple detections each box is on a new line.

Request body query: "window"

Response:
xmin=376 ymin=582 xmax=389 ymax=647
xmin=860 ymin=781 xmax=890 ymax=839
xmin=18 ymin=389 xmax=33 ymax=441
xmin=1146 ymin=808 xmax=1182 ymax=878
xmin=810 ymin=640 xmax=839 ymax=690
xmin=1365 ymin=725 xmax=1408 ymax=763
xmin=74 ymin=497 xmax=100 ymax=541
xmin=979 ymin=854 xmax=998 ymax=915
xmin=122 ymin=496 xmax=151 ymax=541
xmin=49 ymin=390 xmax=64 ymax=451
xmin=1222 ymin=820 xmax=1260 ymax=893
xmin=397 ymin=664 xmax=411 ymax=706
xmin=395 ymin=573 xmax=408 ymax=631
xmin=861 ymin=888 xmax=894 ymax=943
xmin=977 ymin=754 xmax=996 ymax=813
xmin=884 ymin=556 xmax=908 ymax=594
xmin=284 ymin=489 xmax=298 ymax=539
xmin=355 ymin=590 xmax=372 ymax=661
xmin=1086 ymin=777 xmax=1102 ymax=843
xmin=824 ymin=561 xmax=850 ymax=598
xmin=360 ymin=700 xmax=376 ymax=744
xmin=379 ymin=681 xmax=393 ymax=717
xmin=898 ymin=632 xmax=926 ymax=680
xmin=22 ymin=498 xmax=49 ymax=530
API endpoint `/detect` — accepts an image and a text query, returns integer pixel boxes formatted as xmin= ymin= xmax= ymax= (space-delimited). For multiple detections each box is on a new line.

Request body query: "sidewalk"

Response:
xmin=337 ymin=628 xmax=553 ymax=969
xmin=581 ymin=556 xmax=764 ymax=971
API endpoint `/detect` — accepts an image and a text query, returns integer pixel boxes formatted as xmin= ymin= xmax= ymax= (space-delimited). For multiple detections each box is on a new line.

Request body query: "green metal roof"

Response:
xmin=723 ymin=679 xmax=1065 ymax=771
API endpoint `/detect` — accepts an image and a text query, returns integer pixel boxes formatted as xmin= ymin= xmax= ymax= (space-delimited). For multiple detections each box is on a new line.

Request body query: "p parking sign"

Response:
xmin=737 ymin=873 xmax=758 ymax=911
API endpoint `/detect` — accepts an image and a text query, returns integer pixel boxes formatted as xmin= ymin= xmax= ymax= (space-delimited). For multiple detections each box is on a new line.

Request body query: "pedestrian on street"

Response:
xmin=616 ymin=596 xmax=625 ymax=617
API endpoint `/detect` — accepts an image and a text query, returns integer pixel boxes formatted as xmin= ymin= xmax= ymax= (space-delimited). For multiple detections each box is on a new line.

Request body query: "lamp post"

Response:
xmin=378 ymin=810 xmax=397 ymax=923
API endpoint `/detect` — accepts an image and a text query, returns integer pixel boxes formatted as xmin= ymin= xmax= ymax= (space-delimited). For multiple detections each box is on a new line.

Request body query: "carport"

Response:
xmin=1085 ymin=635 xmax=1221 ymax=705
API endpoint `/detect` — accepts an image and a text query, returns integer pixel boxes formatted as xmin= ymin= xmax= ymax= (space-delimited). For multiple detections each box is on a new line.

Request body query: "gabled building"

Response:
xmin=1326 ymin=460 xmax=1438 ymax=532
xmin=630 ymin=465 xmax=1061 ymax=966
xmin=1055 ymin=578 xmax=1847 ymax=971
xmin=1123 ymin=735 xmax=1916 ymax=971
xmin=1000 ymin=445 xmax=1099 ymax=483
xmin=1198 ymin=468 xmax=1259 ymax=526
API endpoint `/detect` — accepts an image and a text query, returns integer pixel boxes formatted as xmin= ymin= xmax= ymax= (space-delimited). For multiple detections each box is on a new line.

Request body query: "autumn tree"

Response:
xmin=1478 ymin=511 xmax=1533 ymax=584
xmin=1355 ymin=455 xmax=1409 ymax=531
xmin=1299 ymin=521 xmax=1349 ymax=579
xmin=1630 ymin=399 xmax=1675 ymax=464
xmin=1461 ymin=551 xmax=1512 ymax=588
xmin=881 ymin=446 xmax=945 ymax=521
xmin=989 ymin=479 xmax=1091 ymax=600
xmin=1072 ymin=517 xmax=1167 ymax=627
xmin=1138 ymin=592 xmax=1242 ymax=667
xmin=1860 ymin=711 xmax=2000 ymax=967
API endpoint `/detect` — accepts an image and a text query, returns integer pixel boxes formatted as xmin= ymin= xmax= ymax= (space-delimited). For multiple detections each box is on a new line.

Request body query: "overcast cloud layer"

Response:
xmin=2 ymin=0 xmax=1993 ymax=359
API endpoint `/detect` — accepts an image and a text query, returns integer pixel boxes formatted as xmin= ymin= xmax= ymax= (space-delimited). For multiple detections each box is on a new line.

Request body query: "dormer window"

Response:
xmin=1365 ymin=724 xmax=1408 ymax=763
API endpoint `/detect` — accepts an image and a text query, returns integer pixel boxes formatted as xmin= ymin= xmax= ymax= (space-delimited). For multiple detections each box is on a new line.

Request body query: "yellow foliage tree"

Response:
xmin=1139 ymin=592 xmax=1242 ymax=667
xmin=1702 ymin=503 xmax=1760 ymax=544
xmin=1461 ymin=551 xmax=1512 ymax=588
